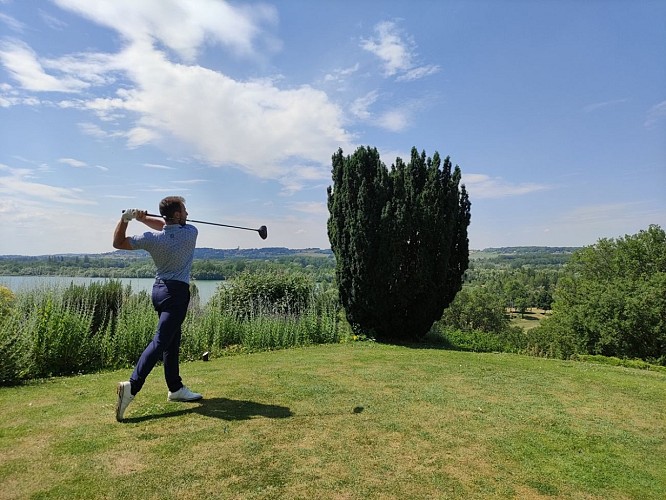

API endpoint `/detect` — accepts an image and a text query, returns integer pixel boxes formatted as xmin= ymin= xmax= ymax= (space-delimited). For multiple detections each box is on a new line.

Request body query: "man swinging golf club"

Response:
xmin=113 ymin=196 xmax=203 ymax=422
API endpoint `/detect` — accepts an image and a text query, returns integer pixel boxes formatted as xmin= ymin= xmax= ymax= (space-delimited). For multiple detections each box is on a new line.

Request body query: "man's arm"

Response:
xmin=113 ymin=219 xmax=133 ymax=250
xmin=139 ymin=213 xmax=166 ymax=231
xmin=112 ymin=210 xmax=164 ymax=250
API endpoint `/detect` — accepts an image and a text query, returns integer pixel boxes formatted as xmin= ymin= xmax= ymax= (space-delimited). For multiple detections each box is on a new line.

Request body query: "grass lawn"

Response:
xmin=510 ymin=308 xmax=550 ymax=331
xmin=1 ymin=343 xmax=664 ymax=499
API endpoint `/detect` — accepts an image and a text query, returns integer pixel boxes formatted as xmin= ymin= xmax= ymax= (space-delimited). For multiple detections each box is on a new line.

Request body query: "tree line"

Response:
xmin=327 ymin=146 xmax=664 ymax=365
xmin=2 ymin=144 xmax=663 ymax=369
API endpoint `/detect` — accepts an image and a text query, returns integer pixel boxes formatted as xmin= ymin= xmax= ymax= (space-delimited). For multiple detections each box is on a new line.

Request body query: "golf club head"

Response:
xmin=258 ymin=225 xmax=268 ymax=240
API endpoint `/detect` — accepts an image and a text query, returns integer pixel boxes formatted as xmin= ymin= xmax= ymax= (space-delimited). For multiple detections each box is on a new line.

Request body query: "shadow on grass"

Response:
xmin=124 ymin=397 xmax=292 ymax=423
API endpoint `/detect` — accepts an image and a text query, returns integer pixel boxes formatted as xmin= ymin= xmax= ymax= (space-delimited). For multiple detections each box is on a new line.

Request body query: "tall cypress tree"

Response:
xmin=327 ymin=146 xmax=471 ymax=342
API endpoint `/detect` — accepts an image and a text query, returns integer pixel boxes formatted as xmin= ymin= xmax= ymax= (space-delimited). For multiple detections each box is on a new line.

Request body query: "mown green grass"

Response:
xmin=1 ymin=343 xmax=664 ymax=499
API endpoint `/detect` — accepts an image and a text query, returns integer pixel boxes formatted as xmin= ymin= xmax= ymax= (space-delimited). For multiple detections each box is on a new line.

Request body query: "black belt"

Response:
xmin=155 ymin=279 xmax=188 ymax=286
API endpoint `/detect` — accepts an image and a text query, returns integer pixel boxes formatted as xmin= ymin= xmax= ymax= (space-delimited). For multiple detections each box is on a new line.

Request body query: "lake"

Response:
xmin=0 ymin=276 xmax=224 ymax=305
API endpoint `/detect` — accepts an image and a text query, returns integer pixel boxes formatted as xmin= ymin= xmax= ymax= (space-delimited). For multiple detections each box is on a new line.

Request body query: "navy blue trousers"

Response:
xmin=130 ymin=280 xmax=190 ymax=394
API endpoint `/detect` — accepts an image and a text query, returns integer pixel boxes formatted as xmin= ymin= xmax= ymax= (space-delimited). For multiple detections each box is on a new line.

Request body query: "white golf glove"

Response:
xmin=122 ymin=209 xmax=138 ymax=222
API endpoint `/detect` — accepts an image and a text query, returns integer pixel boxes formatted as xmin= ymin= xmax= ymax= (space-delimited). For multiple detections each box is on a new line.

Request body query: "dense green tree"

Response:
xmin=531 ymin=225 xmax=666 ymax=363
xmin=327 ymin=146 xmax=471 ymax=342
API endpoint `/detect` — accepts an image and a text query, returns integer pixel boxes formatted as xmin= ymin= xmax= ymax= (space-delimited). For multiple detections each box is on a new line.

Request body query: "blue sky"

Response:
xmin=0 ymin=0 xmax=664 ymax=255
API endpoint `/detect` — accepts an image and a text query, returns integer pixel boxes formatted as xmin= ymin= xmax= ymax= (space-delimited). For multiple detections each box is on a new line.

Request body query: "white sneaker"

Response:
xmin=116 ymin=381 xmax=134 ymax=422
xmin=167 ymin=385 xmax=203 ymax=402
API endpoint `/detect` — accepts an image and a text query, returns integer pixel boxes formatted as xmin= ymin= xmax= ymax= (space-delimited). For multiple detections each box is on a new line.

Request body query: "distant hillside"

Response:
xmin=470 ymin=246 xmax=581 ymax=267
xmin=1 ymin=247 xmax=579 ymax=261
xmin=0 ymin=247 xmax=334 ymax=260
xmin=479 ymin=246 xmax=580 ymax=254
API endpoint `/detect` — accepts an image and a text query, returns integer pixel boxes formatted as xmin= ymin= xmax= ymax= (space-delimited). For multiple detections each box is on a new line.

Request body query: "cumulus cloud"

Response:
xmin=53 ymin=0 xmax=280 ymax=61
xmin=0 ymin=2 xmax=353 ymax=193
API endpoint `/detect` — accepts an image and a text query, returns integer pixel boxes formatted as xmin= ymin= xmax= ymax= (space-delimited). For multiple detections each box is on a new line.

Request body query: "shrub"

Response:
xmin=101 ymin=291 xmax=155 ymax=369
xmin=0 ymin=310 xmax=30 ymax=385
xmin=14 ymin=291 xmax=98 ymax=377
xmin=0 ymin=286 xmax=15 ymax=319
xmin=210 ymin=270 xmax=314 ymax=318
xmin=430 ymin=325 xmax=526 ymax=353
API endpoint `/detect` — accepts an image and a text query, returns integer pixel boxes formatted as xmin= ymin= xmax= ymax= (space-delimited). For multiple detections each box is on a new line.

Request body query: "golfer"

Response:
xmin=113 ymin=196 xmax=202 ymax=422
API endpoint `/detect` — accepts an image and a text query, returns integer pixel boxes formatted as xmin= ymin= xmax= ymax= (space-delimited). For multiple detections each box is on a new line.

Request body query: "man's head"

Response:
xmin=159 ymin=196 xmax=187 ymax=225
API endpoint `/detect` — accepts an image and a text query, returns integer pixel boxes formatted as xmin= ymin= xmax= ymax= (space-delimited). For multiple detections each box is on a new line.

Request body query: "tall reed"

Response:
xmin=0 ymin=278 xmax=347 ymax=385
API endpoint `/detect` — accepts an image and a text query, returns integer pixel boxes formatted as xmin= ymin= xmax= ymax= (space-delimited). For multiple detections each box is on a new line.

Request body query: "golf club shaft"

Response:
xmin=142 ymin=213 xmax=258 ymax=232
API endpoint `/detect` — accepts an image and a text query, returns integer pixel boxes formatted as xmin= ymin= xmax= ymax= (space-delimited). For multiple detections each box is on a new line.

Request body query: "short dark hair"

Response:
xmin=159 ymin=196 xmax=185 ymax=219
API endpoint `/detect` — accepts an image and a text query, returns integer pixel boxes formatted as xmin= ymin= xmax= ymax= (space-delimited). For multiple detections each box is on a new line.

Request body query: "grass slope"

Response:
xmin=1 ymin=343 xmax=664 ymax=499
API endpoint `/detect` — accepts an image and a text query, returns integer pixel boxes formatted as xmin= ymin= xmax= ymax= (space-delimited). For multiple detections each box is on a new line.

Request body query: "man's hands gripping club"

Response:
xmin=121 ymin=209 xmax=147 ymax=222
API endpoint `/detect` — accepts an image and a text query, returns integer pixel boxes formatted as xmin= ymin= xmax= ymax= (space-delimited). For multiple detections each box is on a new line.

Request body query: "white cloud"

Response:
xmin=58 ymin=158 xmax=88 ymax=168
xmin=38 ymin=9 xmax=68 ymax=31
xmin=397 ymin=64 xmax=440 ymax=82
xmin=57 ymin=157 xmax=108 ymax=172
xmin=0 ymin=12 xmax=24 ymax=32
xmin=126 ymin=126 xmax=160 ymax=148
xmin=583 ymin=98 xmax=628 ymax=113
xmin=288 ymin=201 xmax=328 ymax=216
xmin=0 ymin=2 xmax=352 ymax=194
xmin=350 ymin=90 xmax=379 ymax=120
xmin=102 ymin=42 xmax=352 ymax=178
xmin=53 ymin=0 xmax=280 ymax=61
xmin=361 ymin=21 xmax=412 ymax=77
xmin=377 ymin=109 xmax=410 ymax=133
xmin=143 ymin=163 xmax=176 ymax=170
xmin=463 ymin=173 xmax=550 ymax=199
xmin=0 ymin=163 xmax=95 ymax=205
xmin=361 ymin=21 xmax=439 ymax=81
xmin=645 ymin=100 xmax=666 ymax=128
xmin=0 ymin=40 xmax=90 ymax=92
xmin=323 ymin=63 xmax=360 ymax=83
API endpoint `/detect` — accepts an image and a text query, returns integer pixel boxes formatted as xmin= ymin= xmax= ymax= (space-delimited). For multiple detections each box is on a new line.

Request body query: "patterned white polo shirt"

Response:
xmin=129 ymin=223 xmax=198 ymax=284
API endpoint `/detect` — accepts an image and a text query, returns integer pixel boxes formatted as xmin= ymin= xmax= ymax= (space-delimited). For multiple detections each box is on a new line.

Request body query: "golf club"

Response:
xmin=122 ymin=210 xmax=268 ymax=240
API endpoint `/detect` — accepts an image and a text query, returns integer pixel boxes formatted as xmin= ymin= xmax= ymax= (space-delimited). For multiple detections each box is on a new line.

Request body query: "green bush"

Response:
xmin=101 ymin=291 xmax=155 ymax=369
xmin=192 ymin=276 xmax=344 ymax=355
xmin=13 ymin=291 xmax=98 ymax=377
xmin=0 ymin=311 xmax=30 ymax=385
xmin=0 ymin=286 xmax=15 ymax=319
xmin=210 ymin=270 xmax=314 ymax=318
xmin=0 ymin=277 xmax=347 ymax=384
xmin=62 ymin=280 xmax=129 ymax=336
xmin=429 ymin=325 xmax=526 ymax=353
